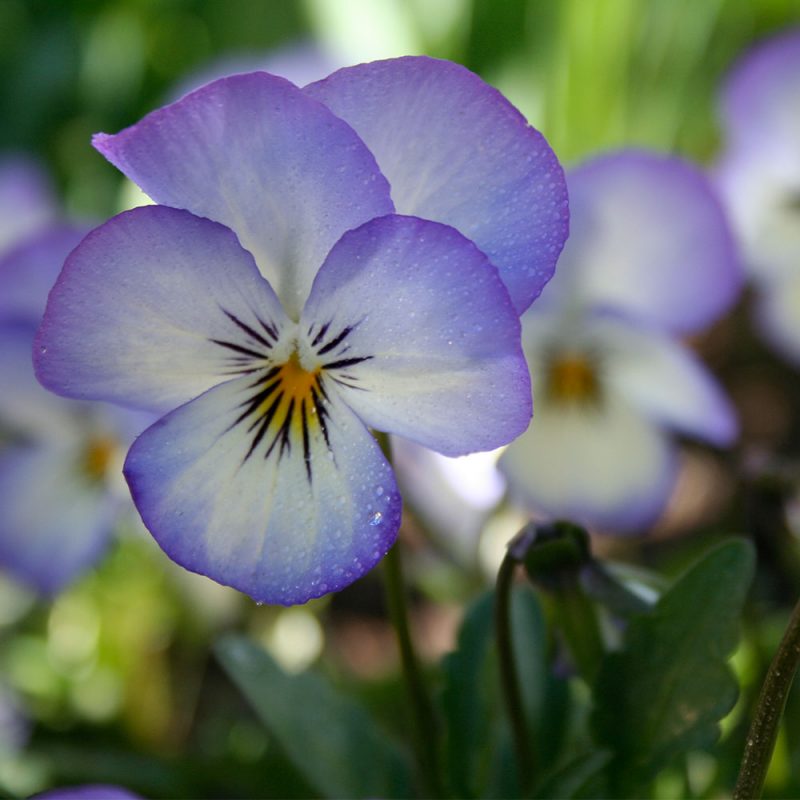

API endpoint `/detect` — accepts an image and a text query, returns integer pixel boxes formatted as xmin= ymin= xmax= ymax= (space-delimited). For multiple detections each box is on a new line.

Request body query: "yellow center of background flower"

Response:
xmin=545 ymin=354 xmax=601 ymax=405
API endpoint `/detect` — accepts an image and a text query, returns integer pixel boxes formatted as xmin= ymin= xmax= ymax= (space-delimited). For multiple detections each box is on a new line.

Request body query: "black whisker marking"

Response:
xmin=256 ymin=315 xmax=279 ymax=342
xmin=210 ymin=338 xmax=265 ymax=360
xmin=243 ymin=413 xmax=271 ymax=463
xmin=317 ymin=325 xmax=353 ymax=355
xmin=323 ymin=355 xmax=373 ymax=370
xmin=311 ymin=321 xmax=331 ymax=347
xmin=300 ymin=398 xmax=312 ymax=483
xmin=331 ymin=377 xmax=367 ymax=391
xmin=221 ymin=308 xmax=274 ymax=350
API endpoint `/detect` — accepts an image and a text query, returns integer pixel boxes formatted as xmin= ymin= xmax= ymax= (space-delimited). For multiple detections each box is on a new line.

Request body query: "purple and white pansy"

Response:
xmin=0 ymin=226 xmax=146 ymax=594
xmin=35 ymin=59 xmax=568 ymax=605
xmin=499 ymin=151 xmax=741 ymax=533
xmin=715 ymin=28 xmax=800 ymax=364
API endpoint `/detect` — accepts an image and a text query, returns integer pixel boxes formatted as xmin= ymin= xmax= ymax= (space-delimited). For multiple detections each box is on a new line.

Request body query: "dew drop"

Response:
xmin=375 ymin=486 xmax=384 ymax=497
xmin=369 ymin=511 xmax=383 ymax=526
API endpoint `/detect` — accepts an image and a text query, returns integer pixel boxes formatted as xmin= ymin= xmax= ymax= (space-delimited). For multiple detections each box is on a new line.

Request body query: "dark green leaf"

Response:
xmin=440 ymin=586 xmax=569 ymax=798
xmin=591 ymin=538 xmax=755 ymax=794
xmin=534 ymin=750 xmax=613 ymax=799
xmin=216 ymin=634 xmax=413 ymax=799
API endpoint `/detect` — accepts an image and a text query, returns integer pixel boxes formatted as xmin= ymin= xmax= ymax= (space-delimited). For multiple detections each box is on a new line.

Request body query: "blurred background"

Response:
xmin=2 ymin=1 xmax=800 ymax=798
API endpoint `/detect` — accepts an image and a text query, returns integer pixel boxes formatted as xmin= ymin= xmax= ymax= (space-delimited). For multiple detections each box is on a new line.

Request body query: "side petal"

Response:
xmin=545 ymin=151 xmax=741 ymax=334
xmin=0 ymin=157 xmax=56 ymax=253
xmin=35 ymin=206 xmax=290 ymax=413
xmin=499 ymin=397 xmax=678 ymax=534
xmin=305 ymin=56 xmax=569 ymax=314
xmin=0 ymin=224 xmax=88 ymax=323
xmin=124 ymin=376 xmax=401 ymax=606
xmin=594 ymin=314 xmax=738 ymax=447
xmin=0 ymin=444 xmax=118 ymax=594
xmin=755 ymin=272 xmax=800 ymax=366
xmin=93 ymin=72 xmax=394 ymax=318
xmin=299 ymin=214 xmax=532 ymax=456
xmin=0 ymin=319 xmax=74 ymax=439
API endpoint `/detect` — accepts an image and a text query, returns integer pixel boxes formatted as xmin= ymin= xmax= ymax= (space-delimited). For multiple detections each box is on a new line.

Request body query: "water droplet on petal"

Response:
xmin=369 ymin=512 xmax=383 ymax=526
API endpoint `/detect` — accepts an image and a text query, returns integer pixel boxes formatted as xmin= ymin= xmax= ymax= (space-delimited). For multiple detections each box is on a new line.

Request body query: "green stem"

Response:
xmin=552 ymin=577 xmax=605 ymax=683
xmin=495 ymin=551 xmax=534 ymax=792
xmin=383 ymin=543 xmax=445 ymax=798
xmin=733 ymin=597 xmax=800 ymax=800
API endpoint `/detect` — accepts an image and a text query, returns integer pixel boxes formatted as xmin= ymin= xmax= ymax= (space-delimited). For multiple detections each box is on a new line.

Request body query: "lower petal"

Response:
xmin=499 ymin=397 xmax=678 ymax=534
xmin=124 ymin=377 xmax=402 ymax=605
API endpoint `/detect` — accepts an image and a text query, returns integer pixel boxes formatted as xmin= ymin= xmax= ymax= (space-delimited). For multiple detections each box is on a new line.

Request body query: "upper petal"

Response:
xmin=35 ymin=206 xmax=291 ymax=413
xmin=305 ymin=56 xmax=569 ymax=314
xmin=93 ymin=71 xmax=394 ymax=318
xmin=299 ymin=214 xmax=532 ymax=456
xmin=542 ymin=151 xmax=741 ymax=334
xmin=0 ymin=224 xmax=88 ymax=323
xmin=124 ymin=374 xmax=401 ymax=605
xmin=719 ymin=28 xmax=800 ymax=155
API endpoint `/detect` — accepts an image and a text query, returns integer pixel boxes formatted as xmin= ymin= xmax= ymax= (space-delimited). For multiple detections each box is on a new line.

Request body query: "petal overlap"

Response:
xmin=124 ymin=375 xmax=401 ymax=605
xmin=35 ymin=206 xmax=290 ymax=413
xmin=93 ymin=72 xmax=394 ymax=318
xmin=305 ymin=56 xmax=569 ymax=313
xmin=300 ymin=214 xmax=531 ymax=455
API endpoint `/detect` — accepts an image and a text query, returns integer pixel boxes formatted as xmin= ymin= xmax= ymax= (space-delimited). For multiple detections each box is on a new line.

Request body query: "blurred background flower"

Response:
xmin=715 ymin=28 xmax=800 ymax=364
xmin=2 ymin=1 xmax=800 ymax=798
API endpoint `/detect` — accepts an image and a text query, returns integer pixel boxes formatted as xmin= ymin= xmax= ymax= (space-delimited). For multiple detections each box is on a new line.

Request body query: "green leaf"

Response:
xmin=534 ymin=750 xmax=613 ymax=799
xmin=590 ymin=538 xmax=755 ymax=794
xmin=216 ymin=634 xmax=413 ymax=799
xmin=440 ymin=586 xmax=569 ymax=798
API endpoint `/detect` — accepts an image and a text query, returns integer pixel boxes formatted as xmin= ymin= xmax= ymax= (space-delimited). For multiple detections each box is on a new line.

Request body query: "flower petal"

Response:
xmin=124 ymin=376 xmax=401 ymax=606
xmin=35 ymin=206 xmax=290 ymax=413
xmin=499 ymin=396 xmax=678 ymax=534
xmin=544 ymin=151 xmax=741 ymax=334
xmin=0 ymin=319 xmax=74 ymax=438
xmin=0 ymin=444 xmax=118 ymax=594
xmin=305 ymin=56 xmax=569 ymax=314
xmin=0 ymin=157 xmax=56 ymax=253
xmin=720 ymin=29 xmax=800 ymax=154
xmin=593 ymin=314 xmax=738 ymax=446
xmin=755 ymin=272 xmax=800 ymax=366
xmin=714 ymin=149 xmax=800 ymax=281
xmin=0 ymin=224 xmax=88 ymax=323
xmin=299 ymin=214 xmax=532 ymax=455
xmin=93 ymin=72 xmax=394 ymax=318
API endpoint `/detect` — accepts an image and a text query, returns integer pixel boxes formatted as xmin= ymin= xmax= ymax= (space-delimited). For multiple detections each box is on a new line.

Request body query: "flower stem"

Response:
xmin=495 ymin=550 xmax=534 ymax=792
xmin=383 ymin=542 xmax=445 ymax=798
xmin=733 ymin=596 xmax=800 ymax=800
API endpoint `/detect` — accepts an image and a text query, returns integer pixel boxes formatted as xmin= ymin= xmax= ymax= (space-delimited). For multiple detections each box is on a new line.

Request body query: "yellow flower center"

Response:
xmin=545 ymin=353 xmax=601 ymax=405
xmin=81 ymin=436 xmax=117 ymax=482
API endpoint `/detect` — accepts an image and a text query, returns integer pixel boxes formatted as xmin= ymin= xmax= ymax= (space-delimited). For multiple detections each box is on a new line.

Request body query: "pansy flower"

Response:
xmin=715 ymin=28 xmax=800 ymax=363
xmin=498 ymin=152 xmax=741 ymax=533
xmin=0 ymin=225 xmax=149 ymax=594
xmin=35 ymin=61 xmax=567 ymax=605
